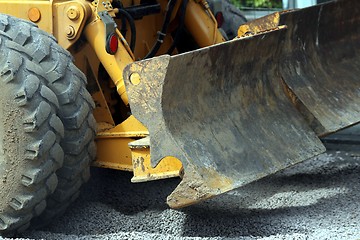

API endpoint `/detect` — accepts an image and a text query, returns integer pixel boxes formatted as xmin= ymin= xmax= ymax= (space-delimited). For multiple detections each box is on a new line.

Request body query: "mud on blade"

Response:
xmin=124 ymin=0 xmax=360 ymax=208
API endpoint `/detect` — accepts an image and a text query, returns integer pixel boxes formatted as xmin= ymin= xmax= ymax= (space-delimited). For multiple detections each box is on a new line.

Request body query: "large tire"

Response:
xmin=0 ymin=15 xmax=97 ymax=224
xmin=0 ymin=27 xmax=64 ymax=234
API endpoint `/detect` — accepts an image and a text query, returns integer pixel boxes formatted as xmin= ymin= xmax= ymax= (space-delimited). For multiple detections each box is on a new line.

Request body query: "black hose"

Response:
xmin=116 ymin=8 xmax=137 ymax=53
xmin=144 ymin=0 xmax=178 ymax=59
xmin=120 ymin=14 xmax=127 ymax=37
xmin=167 ymin=0 xmax=188 ymax=54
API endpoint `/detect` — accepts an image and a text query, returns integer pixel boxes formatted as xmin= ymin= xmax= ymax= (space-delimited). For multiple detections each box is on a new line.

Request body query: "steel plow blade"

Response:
xmin=123 ymin=0 xmax=360 ymax=208
xmin=278 ymin=0 xmax=360 ymax=136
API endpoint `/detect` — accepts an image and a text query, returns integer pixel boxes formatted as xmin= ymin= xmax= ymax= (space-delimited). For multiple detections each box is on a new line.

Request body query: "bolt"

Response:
xmin=130 ymin=73 xmax=141 ymax=86
xmin=28 ymin=8 xmax=41 ymax=23
xmin=67 ymin=6 xmax=80 ymax=20
xmin=66 ymin=26 xmax=76 ymax=39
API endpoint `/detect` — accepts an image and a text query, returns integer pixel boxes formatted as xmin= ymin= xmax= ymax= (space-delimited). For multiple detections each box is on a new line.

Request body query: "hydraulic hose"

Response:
xmin=144 ymin=0 xmax=178 ymax=59
xmin=116 ymin=8 xmax=137 ymax=53
xmin=120 ymin=14 xmax=127 ymax=37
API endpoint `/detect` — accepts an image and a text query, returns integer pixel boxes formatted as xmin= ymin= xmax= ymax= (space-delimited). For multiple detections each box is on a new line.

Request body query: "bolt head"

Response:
xmin=28 ymin=8 xmax=41 ymax=22
xmin=67 ymin=6 xmax=80 ymax=20
xmin=130 ymin=73 xmax=141 ymax=86
xmin=66 ymin=26 xmax=76 ymax=39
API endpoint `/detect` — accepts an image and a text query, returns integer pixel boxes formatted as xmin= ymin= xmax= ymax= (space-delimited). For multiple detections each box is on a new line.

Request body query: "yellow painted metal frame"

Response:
xmin=0 ymin=0 xmax=226 ymax=182
xmin=95 ymin=115 xmax=148 ymax=171
xmin=0 ymin=1 xmax=53 ymax=33
xmin=0 ymin=0 xmax=92 ymax=49
xmin=185 ymin=0 xmax=225 ymax=46
xmin=129 ymin=137 xmax=183 ymax=183
xmin=81 ymin=0 xmax=226 ymax=182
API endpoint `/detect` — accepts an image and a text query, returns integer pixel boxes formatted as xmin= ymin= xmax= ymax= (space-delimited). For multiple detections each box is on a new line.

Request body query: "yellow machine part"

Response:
xmin=0 ymin=0 xmax=52 ymax=33
xmin=129 ymin=137 xmax=183 ymax=183
xmin=69 ymin=0 xmax=224 ymax=181
xmin=94 ymin=115 xmax=183 ymax=181
xmin=82 ymin=0 xmax=222 ymax=179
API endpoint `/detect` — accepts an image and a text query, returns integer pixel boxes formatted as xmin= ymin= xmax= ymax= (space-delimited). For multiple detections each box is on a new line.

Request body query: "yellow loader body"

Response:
xmin=0 ymin=0 xmax=359 ymax=210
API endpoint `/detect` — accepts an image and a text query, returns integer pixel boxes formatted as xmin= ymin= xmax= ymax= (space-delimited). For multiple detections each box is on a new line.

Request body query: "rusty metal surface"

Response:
xmin=278 ymin=0 xmax=360 ymax=136
xmin=237 ymin=12 xmax=281 ymax=37
xmin=123 ymin=0 xmax=360 ymax=208
xmin=124 ymin=29 xmax=325 ymax=208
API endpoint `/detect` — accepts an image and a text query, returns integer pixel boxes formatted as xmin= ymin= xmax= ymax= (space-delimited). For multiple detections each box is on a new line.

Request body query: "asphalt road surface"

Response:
xmin=7 ymin=141 xmax=358 ymax=240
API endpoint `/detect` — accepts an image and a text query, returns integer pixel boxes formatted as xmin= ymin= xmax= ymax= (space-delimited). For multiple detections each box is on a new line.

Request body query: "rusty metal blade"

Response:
xmin=123 ymin=29 xmax=325 ymax=208
xmin=278 ymin=0 xmax=360 ymax=136
xmin=123 ymin=0 xmax=360 ymax=208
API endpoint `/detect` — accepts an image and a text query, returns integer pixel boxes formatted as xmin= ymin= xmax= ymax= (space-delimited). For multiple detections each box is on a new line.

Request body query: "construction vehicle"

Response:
xmin=0 ymin=0 xmax=359 ymax=235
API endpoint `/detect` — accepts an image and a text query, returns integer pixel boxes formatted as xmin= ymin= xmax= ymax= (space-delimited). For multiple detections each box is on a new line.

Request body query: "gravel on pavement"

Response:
xmin=7 ymin=147 xmax=359 ymax=240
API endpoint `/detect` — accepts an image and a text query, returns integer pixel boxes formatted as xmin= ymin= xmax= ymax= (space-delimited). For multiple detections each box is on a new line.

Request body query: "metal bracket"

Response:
xmin=98 ymin=10 xmax=117 ymax=54
xmin=98 ymin=10 xmax=117 ymax=37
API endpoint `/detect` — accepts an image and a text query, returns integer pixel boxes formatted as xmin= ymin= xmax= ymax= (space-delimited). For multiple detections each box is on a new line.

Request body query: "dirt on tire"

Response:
xmin=0 ymin=14 xmax=97 ymax=227
xmin=0 ymin=26 xmax=64 ymax=235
